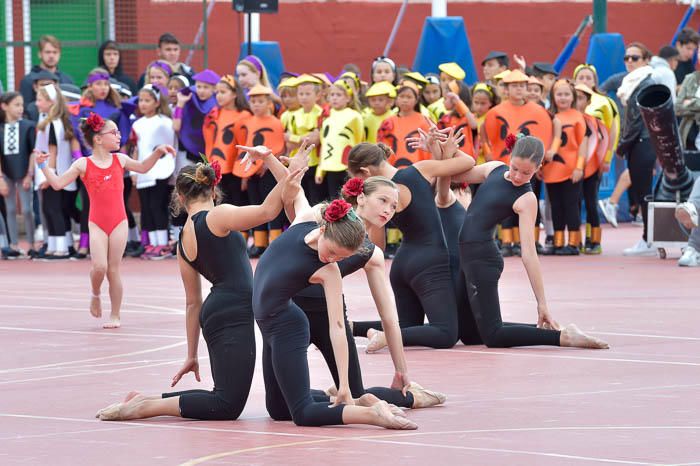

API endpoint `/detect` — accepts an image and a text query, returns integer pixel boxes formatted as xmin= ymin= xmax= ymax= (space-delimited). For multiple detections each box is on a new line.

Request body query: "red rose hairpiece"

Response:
xmin=86 ymin=113 xmax=105 ymax=133
xmin=210 ymin=160 xmax=222 ymax=187
xmin=324 ymin=199 xmax=352 ymax=223
xmin=504 ymin=133 xmax=517 ymax=154
xmin=342 ymin=177 xmax=364 ymax=198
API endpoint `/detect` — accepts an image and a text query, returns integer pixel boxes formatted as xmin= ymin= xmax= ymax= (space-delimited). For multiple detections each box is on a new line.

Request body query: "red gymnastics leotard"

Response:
xmin=83 ymin=154 xmax=126 ymax=234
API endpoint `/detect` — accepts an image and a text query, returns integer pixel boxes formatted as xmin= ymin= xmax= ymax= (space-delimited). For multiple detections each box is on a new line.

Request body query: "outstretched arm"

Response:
xmin=120 ymin=145 xmax=176 ymax=174
xmin=34 ymin=150 xmax=84 ymax=191
xmin=171 ymin=250 xmax=203 ymax=387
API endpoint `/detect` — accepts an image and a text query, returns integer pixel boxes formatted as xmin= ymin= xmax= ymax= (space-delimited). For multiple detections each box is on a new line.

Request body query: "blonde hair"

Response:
xmin=37 ymin=84 xmax=75 ymax=140
xmin=82 ymin=67 xmax=121 ymax=108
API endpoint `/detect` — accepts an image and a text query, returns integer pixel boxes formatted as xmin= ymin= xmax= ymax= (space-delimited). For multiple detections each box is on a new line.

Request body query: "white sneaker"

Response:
xmin=598 ymin=198 xmax=618 ymax=228
xmin=678 ymin=246 xmax=700 ymax=267
xmin=623 ymin=238 xmax=657 ymax=256
xmin=34 ymin=225 xmax=44 ymax=242
xmin=675 ymin=202 xmax=699 ymax=230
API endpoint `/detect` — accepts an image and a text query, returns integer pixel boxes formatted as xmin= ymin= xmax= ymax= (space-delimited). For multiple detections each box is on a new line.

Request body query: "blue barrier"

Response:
xmin=585 ymin=33 xmax=626 ymax=84
xmin=239 ymin=42 xmax=285 ymax=88
xmin=413 ymin=17 xmax=478 ymax=85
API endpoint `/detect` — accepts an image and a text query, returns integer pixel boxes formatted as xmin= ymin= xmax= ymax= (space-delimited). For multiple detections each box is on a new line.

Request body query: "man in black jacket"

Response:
xmin=19 ymin=35 xmax=74 ymax=105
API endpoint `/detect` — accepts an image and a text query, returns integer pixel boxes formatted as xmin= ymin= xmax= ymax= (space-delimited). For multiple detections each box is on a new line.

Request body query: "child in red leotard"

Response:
xmin=35 ymin=113 xmax=175 ymax=328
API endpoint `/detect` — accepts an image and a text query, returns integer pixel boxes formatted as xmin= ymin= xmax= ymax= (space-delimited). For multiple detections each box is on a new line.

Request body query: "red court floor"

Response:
xmin=0 ymin=224 xmax=697 ymax=465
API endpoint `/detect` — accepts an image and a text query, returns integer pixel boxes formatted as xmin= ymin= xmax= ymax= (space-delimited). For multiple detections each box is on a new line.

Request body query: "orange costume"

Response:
xmin=483 ymin=101 xmax=553 ymax=164
xmin=232 ymin=114 xmax=286 ymax=178
xmin=203 ymin=107 xmax=251 ymax=174
xmin=542 ymin=108 xmax=586 ymax=184
xmin=438 ymin=98 xmax=476 ymax=159
xmin=378 ymin=112 xmax=432 ymax=168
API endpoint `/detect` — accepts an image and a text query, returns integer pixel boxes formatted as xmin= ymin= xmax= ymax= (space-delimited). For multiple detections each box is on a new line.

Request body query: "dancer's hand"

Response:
xmin=155 ymin=144 xmax=176 ymax=158
xmin=281 ymin=166 xmax=308 ymax=201
xmin=571 ymin=168 xmax=584 ymax=184
xmin=236 ymin=144 xmax=273 ymax=171
xmin=171 ymin=357 xmax=200 ymax=387
xmin=391 ymin=371 xmax=411 ymax=396
xmin=537 ymin=305 xmax=560 ymax=330
xmin=438 ymin=127 xmax=464 ymax=159
xmin=289 ymin=139 xmax=314 ymax=173
xmin=332 ymin=387 xmax=354 ymax=407
xmin=33 ymin=149 xmax=49 ymax=166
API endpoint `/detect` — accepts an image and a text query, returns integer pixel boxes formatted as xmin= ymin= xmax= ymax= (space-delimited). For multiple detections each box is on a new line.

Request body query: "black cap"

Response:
xmin=481 ymin=51 xmax=508 ymax=66
xmin=59 ymin=83 xmax=82 ymax=101
xmin=659 ymin=45 xmax=680 ymax=60
xmin=33 ymin=69 xmax=59 ymax=82
xmin=533 ymin=62 xmax=558 ymax=76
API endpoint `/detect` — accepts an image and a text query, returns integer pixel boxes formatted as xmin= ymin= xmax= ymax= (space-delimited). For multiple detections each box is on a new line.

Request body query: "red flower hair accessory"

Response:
xmin=342 ymin=177 xmax=364 ymax=198
xmin=324 ymin=199 xmax=352 ymax=223
xmin=210 ymin=160 xmax=222 ymax=187
xmin=504 ymin=133 xmax=517 ymax=154
xmin=86 ymin=113 xmax=105 ymax=133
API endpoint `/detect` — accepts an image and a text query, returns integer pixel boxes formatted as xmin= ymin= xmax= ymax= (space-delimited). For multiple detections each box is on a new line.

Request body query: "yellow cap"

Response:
xmin=247 ymin=84 xmax=273 ymax=97
xmin=438 ymin=62 xmax=466 ymax=81
xmin=502 ymin=69 xmax=529 ymax=84
xmin=296 ymin=74 xmax=323 ymax=86
xmin=493 ymin=70 xmax=511 ymax=82
xmin=277 ymin=76 xmax=299 ymax=89
xmin=402 ymin=71 xmax=428 ymax=87
xmin=365 ymin=81 xmax=397 ymax=98
xmin=398 ymin=80 xmax=421 ymax=96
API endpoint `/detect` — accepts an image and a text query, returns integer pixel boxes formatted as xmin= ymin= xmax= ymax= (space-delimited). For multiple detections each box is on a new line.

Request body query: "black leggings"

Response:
xmin=582 ymin=174 xmax=601 ymax=228
xmin=137 ymin=179 xmax=170 ymax=231
xmin=531 ymin=176 xmax=543 ymax=227
xmin=247 ymin=172 xmax=286 ymax=232
xmin=294 ymin=296 xmax=413 ymax=408
xmin=42 ymin=188 xmax=67 ymax=236
xmin=258 ymin=303 xmax=345 ymax=426
xmin=79 ymin=182 xmax=90 ymax=234
xmin=458 ymin=240 xmax=561 ymax=348
xmin=123 ymin=176 xmax=136 ymax=230
xmin=627 ymin=138 xmax=656 ymax=241
xmin=354 ymin=247 xmax=459 ymax=349
xmin=547 ymin=179 xmax=582 ymax=231
xmin=302 ymin=168 xmax=327 ymax=206
xmin=162 ymin=291 xmax=255 ymax=420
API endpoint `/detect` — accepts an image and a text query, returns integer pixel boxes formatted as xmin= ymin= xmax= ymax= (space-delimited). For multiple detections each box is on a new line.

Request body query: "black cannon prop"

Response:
xmin=637 ymin=84 xmax=698 ymax=202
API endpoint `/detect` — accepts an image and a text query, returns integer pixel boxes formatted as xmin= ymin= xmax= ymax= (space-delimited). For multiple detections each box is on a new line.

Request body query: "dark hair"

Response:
xmin=342 ymin=176 xmax=396 ymax=207
xmin=98 ymin=40 xmax=122 ymax=75
xmin=138 ymin=85 xmax=172 ymax=117
xmin=677 ymin=28 xmax=700 ymax=46
xmin=455 ymin=80 xmax=472 ymax=108
xmin=0 ymin=92 xmax=22 ymax=123
xmin=318 ymin=202 xmax=366 ymax=251
xmin=472 ymin=83 xmax=500 ymax=106
xmin=79 ymin=115 xmax=112 ymax=148
xmin=347 ymin=142 xmax=391 ymax=174
xmin=659 ymin=45 xmax=680 ymax=60
xmin=219 ymin=78 xmax=251 ymax=112
xmin=158 ymin=33 xmax=180 ymax=47
xmin=171 ymin=164 xmax=222 ymax=215
xmin=39 ymin=35 xmax=61 ymax=51
xmin=626 ymin=42 xmax=652 ymax=60
xmin=396 ymin=85 xmax=421 ymax=113
xmin=511 ymin=135 xmax=545 ymax=165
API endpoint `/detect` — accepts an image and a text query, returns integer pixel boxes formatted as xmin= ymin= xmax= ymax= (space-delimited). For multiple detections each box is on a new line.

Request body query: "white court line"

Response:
xmin=356 ymin=438 xmax=657 ymax=465
xmin=446 ymin=383 xmax=700 ymax=406
xmin=0 ymin=341 xmax=185 ymax=374
xmin=0 ymin=304 xmax=182 ymax=316
xmin=0 ymin=413 xmax=338 ymax=440
xmin=0 ymin=292 xmax=186 ymax=312
xmin=593 ymin=331 xmax=700 ymax=342
xmin=437 ymin=348 xmax=700 ymax=367
xmin=0 ymin=326 xmax=182 ymax=340
xmin=0 ymin=425 xmax=137 ymax=441
xmin=0 ymin=359 xmax=186 ymax=385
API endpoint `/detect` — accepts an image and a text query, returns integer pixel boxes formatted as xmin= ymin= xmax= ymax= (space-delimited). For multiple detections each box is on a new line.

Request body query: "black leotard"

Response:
xmin=161 ymin=211 xmax=255 ymax=420
xmin=439 ymin=200 xmax=467 ymax=287
xmin=354 ymin=165 xmax=459 ymax=348
xmin=458 ymin=165 xmax=561 ymax=347
xmin=253 ymin=221 xmax=346 ymax=426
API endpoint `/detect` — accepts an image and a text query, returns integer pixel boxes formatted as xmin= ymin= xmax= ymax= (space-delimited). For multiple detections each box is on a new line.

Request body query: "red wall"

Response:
xmin=124 ymin=1 xmax=696 ymax=82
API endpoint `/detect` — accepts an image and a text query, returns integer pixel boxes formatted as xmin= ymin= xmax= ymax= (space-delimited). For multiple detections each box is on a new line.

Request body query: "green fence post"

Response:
xmin=593 ymin=0 xmax=607 ymax=34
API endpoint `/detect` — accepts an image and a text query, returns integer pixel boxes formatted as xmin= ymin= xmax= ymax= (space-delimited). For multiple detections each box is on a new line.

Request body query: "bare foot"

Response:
xmin=372 ymin=401 xmax=417 ymax=430
xmin=325 ymin=385 xmax=338 ymax=397
xmin=95 ymin=402 xmax=121 ymax=420
xmin=90 ymin=294 xmax=102 ymax=318
xmin=560 ymin=324 xmax=610 ymax=349
xmin=407 ymin=382 xmax=447 ymax=409
xmin=124 ymin=391 xmax=141 ymax=403
xmin=366 ymin=329 xmax=387 ymax=353
xmin=103 ymin=316 xmax=121 ymax=329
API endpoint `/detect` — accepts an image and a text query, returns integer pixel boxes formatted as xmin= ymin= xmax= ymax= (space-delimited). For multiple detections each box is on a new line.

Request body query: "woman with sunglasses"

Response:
xmin=616 ymin=42 xmax=658 ymax=257
xmin=35 ymin=113 xmax=175 ymax=328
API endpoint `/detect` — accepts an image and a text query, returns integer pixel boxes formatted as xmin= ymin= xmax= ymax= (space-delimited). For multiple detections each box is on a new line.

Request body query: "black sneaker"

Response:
xmin=70 ymin=250 xmax=89 ymax=260
xmin=535 ymin=242 xmax=545 ymax=255
xmin=2 ymin=248 xmax=21 ymax=260
xmin=125 ymin=242 xmax=144 ymax=258
xmin=28 ymin=249 xmax=41 ymax=259
xmin=511 ymin=243 xmax=522 ymax=257
xmin=68 ymin=246 xmax=77 ymax=256
xmin=42 ymin=253 xmax=71 ymax=261
xmin=555 ymin=245 xmax=580 ymax=256
xmin=383 ymin=242 xmax=398 ymax=260
xmin=501 ymin=244 xmax=514 ymax=257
